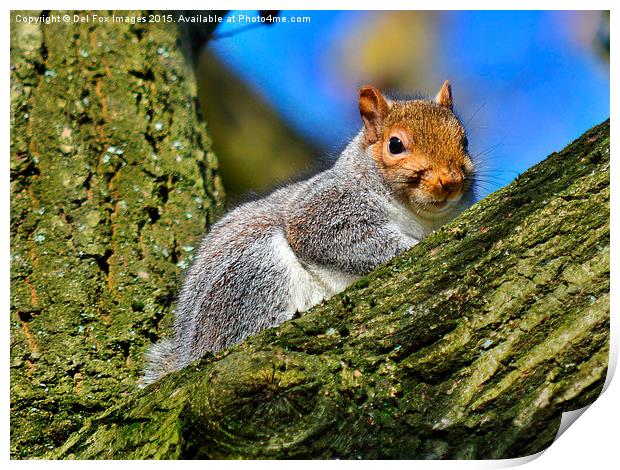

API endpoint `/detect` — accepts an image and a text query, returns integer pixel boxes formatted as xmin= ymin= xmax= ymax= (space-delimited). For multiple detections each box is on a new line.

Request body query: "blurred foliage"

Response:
xmin=336 ymin=11 xmax=438 ymax=92
xmin=596 ymin=11 xmax=609 ymax=61
xmin=196 ymin=50 xmax=320 ymax=201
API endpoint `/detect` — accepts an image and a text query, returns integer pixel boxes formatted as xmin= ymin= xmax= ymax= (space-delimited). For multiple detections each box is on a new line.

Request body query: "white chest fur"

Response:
xmin=383 ymin=196 xmax=436 ymax=242
xmin=271 ymin=230 xmax=359 ymax=316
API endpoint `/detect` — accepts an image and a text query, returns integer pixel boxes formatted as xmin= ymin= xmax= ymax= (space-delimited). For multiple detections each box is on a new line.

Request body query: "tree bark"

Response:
xmin=10 ymin=10 xmax=223 ymax=458
xmin=46 ymin=120 xmax=609 ymax=459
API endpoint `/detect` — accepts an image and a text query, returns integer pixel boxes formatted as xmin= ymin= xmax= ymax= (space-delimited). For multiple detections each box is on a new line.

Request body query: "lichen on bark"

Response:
xmin=47 ymin=120 xmax=609 ymax=459
xmin=10 ymin=10 xmax=223 ymax=458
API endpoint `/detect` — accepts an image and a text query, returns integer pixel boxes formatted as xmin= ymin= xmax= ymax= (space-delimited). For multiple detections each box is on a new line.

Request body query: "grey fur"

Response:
xmin=142 ymin=129 xmax=474 ymax=385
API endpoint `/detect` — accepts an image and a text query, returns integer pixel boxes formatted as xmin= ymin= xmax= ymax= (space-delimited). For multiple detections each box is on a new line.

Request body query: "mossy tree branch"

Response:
xmin=49 ymin=121 xmax=609 ymax=459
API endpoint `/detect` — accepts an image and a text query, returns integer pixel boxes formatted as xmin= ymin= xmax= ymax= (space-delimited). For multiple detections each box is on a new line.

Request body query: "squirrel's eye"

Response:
xmin=389 ymin=137 xmax=405 ymax=155
xmin=463 ymin=136 xmax=469 ymax=149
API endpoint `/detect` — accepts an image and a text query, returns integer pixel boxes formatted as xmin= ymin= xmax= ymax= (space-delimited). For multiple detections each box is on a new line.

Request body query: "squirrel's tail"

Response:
xmin=140 ymin=338 xmax=178 ymax=387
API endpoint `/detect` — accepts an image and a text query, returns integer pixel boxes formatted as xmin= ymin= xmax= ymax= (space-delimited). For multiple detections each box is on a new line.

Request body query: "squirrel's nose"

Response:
xmin=435 ymin=172 xmax=463 ymax=198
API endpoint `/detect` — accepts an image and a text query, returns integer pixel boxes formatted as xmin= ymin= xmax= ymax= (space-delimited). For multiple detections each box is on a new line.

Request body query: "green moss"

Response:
xmin=10 ymin=11 xmax=223 ymax=458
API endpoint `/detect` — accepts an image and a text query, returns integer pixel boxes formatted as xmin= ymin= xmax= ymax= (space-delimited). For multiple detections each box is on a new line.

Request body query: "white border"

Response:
xmin=4 ymin=1 xmax=616 ymax=467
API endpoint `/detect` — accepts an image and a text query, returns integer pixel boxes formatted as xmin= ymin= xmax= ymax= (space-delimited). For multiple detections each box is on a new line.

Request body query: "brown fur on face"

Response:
xmin=359 ymin=82 xmax=473 ymax=215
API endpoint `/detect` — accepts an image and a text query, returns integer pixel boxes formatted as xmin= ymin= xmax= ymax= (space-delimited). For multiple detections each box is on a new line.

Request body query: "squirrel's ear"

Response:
xmin=435 ymin=80 xmax=453 ymax=110
xmin=359 ymin=85 xmax=390 ymax=145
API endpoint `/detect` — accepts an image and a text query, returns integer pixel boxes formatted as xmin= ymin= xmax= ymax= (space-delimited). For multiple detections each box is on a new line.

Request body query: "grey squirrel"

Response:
xmin=142 ymin=81 xmax=475 ymax=385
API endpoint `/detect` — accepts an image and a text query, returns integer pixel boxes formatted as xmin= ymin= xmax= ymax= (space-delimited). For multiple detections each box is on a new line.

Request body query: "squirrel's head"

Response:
xmin=359 ymin=81 xmax=474 ymax=216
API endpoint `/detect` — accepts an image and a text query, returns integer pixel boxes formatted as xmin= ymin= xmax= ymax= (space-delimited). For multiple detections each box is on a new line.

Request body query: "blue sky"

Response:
xmin=208 ymin=10 xmax=609 ymax=197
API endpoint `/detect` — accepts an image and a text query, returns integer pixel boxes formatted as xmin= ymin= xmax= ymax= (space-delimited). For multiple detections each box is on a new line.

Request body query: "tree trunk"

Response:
xmin=10 ymin=10 xmax=223 ymax=458
xmin=46 ymin=120 xmax=609 ymax=459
